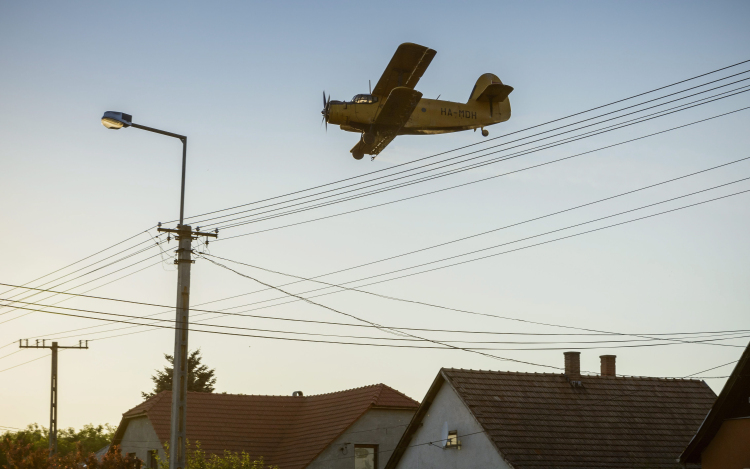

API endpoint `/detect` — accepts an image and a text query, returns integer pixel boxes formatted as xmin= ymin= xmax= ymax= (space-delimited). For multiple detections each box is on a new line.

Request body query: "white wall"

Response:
xmin=307 ymin=408 xmax=415 ymax=469
xmin=118 ymin=417 xmax=164 ymax=466
xmin=394 ymin=382 xmax=512 ymax=469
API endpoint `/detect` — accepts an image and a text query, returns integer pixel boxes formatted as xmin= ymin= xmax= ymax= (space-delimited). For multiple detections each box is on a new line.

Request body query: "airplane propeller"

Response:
xmin=321 ymin=91 xmax=331 ymax=131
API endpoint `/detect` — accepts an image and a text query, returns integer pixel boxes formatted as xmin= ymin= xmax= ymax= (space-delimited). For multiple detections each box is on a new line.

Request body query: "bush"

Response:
xmin=0 ymin=436 xmax=139 ymax=469
xmin=0 ymin=424 xmax=115 ymax=468
xmin=156 ymin=442 xmax=276 ymax=469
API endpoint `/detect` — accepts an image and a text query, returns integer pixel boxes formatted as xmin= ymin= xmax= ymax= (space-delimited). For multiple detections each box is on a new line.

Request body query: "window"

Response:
xmin=352 ymin=94 xmax=378 ymax=104
xmin=148 ymin=450 xmax=158 ymax=468
xmin=354 ymin=444 xmax=377 ymax=469
xmin=445 ymin=430 xmax=461 ymax=450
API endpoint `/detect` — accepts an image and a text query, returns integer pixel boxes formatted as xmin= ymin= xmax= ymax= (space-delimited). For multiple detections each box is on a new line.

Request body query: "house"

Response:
xmin=112 ymin=384 xmax=419 ymax=469
xmin=386 ymin=352 xmax=716 ymax=469
xmin=679 ymin=341 xmax=750 ymax=469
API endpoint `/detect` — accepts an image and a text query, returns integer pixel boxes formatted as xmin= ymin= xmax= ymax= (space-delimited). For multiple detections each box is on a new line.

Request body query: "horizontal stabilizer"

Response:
xmin=475 ymin=83 xmax=514 ymax=103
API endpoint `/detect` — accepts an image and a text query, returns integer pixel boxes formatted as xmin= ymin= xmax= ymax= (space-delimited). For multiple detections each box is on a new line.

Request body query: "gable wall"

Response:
xmin=701 ymin=417 xmax=750 ymax=469
xmin=306 ymin=408 xmax=415 ymax=469
xmin=393 ymin=382 xmax=511 ymax=469
xmin=118 ymin=416 xmax=164 ymax=466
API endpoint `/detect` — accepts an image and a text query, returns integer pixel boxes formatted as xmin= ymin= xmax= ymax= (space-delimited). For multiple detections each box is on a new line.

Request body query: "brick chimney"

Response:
xmin=564 ymin=351 xmax=581 ymax=380
xmin=600 ymin=355 xmax=616 ymax=377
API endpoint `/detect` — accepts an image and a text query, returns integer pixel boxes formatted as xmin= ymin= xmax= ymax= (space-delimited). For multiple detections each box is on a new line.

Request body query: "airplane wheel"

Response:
xmin=363 ymin=133 xmax=375 ymax=145
xmin=352 ymin=151 xmax=364 ymax=160
xmin=482 ymin=129 xmax=489 ymax=137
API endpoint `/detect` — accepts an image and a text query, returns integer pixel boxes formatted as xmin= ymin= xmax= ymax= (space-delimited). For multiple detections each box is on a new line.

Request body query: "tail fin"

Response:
xmin=467 ymin=73 xmax=513 ymax=104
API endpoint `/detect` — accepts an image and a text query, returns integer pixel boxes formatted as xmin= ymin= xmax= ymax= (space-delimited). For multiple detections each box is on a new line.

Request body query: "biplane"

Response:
xmin=321 ymin=42 xmax=514 ymax=160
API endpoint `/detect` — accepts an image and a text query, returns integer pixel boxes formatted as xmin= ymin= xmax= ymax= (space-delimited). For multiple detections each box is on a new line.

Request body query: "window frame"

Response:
xmin=148 ymin=450 xmax=158 ymax=468
xmin=353 ymin=444 xmax=378 ymax=469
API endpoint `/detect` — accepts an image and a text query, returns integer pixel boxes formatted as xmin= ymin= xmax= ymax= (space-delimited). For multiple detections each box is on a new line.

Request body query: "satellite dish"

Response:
xmin=440 ymin=421 xmax=449 ymax=448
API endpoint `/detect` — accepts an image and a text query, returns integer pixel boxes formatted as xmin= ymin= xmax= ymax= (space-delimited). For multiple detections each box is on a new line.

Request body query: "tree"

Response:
xmin=143 ymin=349 xmax=216 ymax=399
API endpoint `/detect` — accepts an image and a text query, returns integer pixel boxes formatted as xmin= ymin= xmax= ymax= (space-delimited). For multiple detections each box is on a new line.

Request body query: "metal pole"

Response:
xmin=178 ymin=138 xmax=187 ymax=226
xmin=49 ymin=342 xmax=58 ymax=455
xmin=170 ymin=136 xmax=190 ymax=469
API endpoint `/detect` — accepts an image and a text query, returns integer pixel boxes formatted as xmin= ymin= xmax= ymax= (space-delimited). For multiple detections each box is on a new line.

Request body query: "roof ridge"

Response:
xmin=442 ymin=367 xmax=709 ymax=381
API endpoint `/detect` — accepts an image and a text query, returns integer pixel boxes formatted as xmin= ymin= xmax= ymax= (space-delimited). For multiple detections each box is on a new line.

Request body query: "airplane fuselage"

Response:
xmin=328 ymin=97 xmax=511 ymax=135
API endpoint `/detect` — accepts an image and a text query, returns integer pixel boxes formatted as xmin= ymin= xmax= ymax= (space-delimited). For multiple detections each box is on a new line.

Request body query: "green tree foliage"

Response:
xmin=0 ymin=424 xmax=116 ymax=467
xmin=0 ymin=433 xmax=136 ymax=469
xmin=143 ymin=349 xmax=216 ymax=399
xmin=156 ymin=442 xmax=277 ymax=469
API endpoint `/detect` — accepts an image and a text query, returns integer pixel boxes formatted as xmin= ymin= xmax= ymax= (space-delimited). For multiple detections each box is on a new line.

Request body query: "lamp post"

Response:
xmin=101 ymin=111 xmax=216 ymax=469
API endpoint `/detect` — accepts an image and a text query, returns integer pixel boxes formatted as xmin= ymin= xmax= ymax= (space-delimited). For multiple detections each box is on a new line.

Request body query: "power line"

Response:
xmin=196 ymin=178 xmax=750 ymax=320
xmin=195 ymin=188 xmax=750 ymax=345
xmin=195 ymin=79 xmax=750 ymax=229
xmin=6 ymin=172 xmax=749 ymax=350
xmin=0 ymin=255 xmax=165 ymax=336
xmin=0 ymin=241 xmax=162 ymax=318
xmin=208 ymin=154 xmax=750 ymax=302
xmin=175 ymin=59 xmax=750 ymax=225
xmin=216 ymin=105 xmax=750 ymax=240
xmin=7 ymin=297 xmax=746 ymax=351
xmin=0 ymin=228 xmax=153 ymax=299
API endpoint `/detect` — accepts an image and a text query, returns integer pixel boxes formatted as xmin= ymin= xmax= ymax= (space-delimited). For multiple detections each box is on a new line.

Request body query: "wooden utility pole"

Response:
xmin=18 ymin=339 xmax=89 ymax=455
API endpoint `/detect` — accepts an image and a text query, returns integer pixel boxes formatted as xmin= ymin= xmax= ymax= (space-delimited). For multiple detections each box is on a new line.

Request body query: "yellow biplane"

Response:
xmin=322 ymin=42 xmax=514 ymax=160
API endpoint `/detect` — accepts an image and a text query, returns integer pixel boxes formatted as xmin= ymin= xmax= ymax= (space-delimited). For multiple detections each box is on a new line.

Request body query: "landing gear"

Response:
xmin=352 ymin=151 xmax=364 ymax=160
xmin=481 ymin=128 xmax=489 ymax=137
xmin=362 ymin=133 xmax=375 ymax=145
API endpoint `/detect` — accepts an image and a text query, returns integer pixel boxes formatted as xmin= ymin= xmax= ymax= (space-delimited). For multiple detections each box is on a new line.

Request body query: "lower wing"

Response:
xmin=351 ymin=87 xmax=423 ymax=158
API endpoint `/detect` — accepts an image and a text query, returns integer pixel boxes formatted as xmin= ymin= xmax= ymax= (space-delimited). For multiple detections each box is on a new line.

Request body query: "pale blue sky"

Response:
xmin=1 ymin=1 xmax=749 ymax=430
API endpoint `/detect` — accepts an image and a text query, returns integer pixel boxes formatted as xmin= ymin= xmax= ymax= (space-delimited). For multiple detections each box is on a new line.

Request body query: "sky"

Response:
xmin=1 ymin=1 xmax=750 ymax=432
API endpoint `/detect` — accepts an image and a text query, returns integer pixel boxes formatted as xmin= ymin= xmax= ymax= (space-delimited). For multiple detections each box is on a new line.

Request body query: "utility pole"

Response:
xmin=18 ymin=339 xmax=89 ymax=455
xmin=100 ymin=111 xmax=217 ymax=469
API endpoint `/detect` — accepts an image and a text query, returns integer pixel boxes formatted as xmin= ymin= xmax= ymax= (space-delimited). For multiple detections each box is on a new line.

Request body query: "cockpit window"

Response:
xmin=352 ymin=94 xmax=378 ymax=104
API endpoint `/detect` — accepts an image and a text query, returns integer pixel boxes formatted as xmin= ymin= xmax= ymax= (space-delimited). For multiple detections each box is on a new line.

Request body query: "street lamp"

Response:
xmin=101 ymin=111 xmax=215 ymax=469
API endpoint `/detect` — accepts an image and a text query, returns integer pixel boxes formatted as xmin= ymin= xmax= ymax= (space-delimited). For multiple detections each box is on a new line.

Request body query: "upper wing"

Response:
xmin=351 ymin=87 xmax=423 ymax=157
xmin=371 ymin=43 xmax=436 ymax=99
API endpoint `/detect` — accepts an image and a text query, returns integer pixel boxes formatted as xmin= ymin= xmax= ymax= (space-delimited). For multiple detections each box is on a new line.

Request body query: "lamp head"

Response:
xmin=101 ymin=111 xmax=132 ymax=129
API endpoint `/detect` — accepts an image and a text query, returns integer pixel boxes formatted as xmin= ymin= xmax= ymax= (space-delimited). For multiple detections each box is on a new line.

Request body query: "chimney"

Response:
xmin=564 ymin=351 xmax=581 ymax=380
xmin=600 ymin=355 xmax=616 ymax=377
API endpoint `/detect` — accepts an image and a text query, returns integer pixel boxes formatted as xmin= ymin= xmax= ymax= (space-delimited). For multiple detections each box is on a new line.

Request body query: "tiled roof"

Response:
xmin=442 ymin=369 xmax=716 ymax=468
xmin=113 ymin=384 xmax=417 ymax=469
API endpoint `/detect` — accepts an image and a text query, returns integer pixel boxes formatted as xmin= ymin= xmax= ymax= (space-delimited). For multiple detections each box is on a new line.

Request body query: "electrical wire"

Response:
xmin=0 ymin=241 xmax=162 ymax=317
xmin=0 ymin=249 xmax=165 ymax=326
xmin=6 ymin=171 xmax=749 ymax=349
xmin=174 ymin=59 xmax=750 ymax=225
xmin=192 ymin=189 xmax=750 ymax=348
xmin=0 ymin=228 xmax=154 ymax=299
xmin=215 ymin=105 xmax=750 ymax=240
xmin=207 ymin=154 xmax=750 ymax=301
xmin=195 ymin=80 xmax=750 ymax=229
xmin=193 ymin=178 xmax=750 ymax=327
xmin=6 ymin=297 xmax=746 ymax=351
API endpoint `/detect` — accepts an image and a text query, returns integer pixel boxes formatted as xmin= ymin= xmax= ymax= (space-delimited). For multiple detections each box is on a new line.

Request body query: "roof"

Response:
xmin=112 ymin=384 xmax=418 ymax=469
xmin=680 ymin=341 xmax=750 ymax=463
xmin=387 ymin=368 xmax=716 ymax=469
